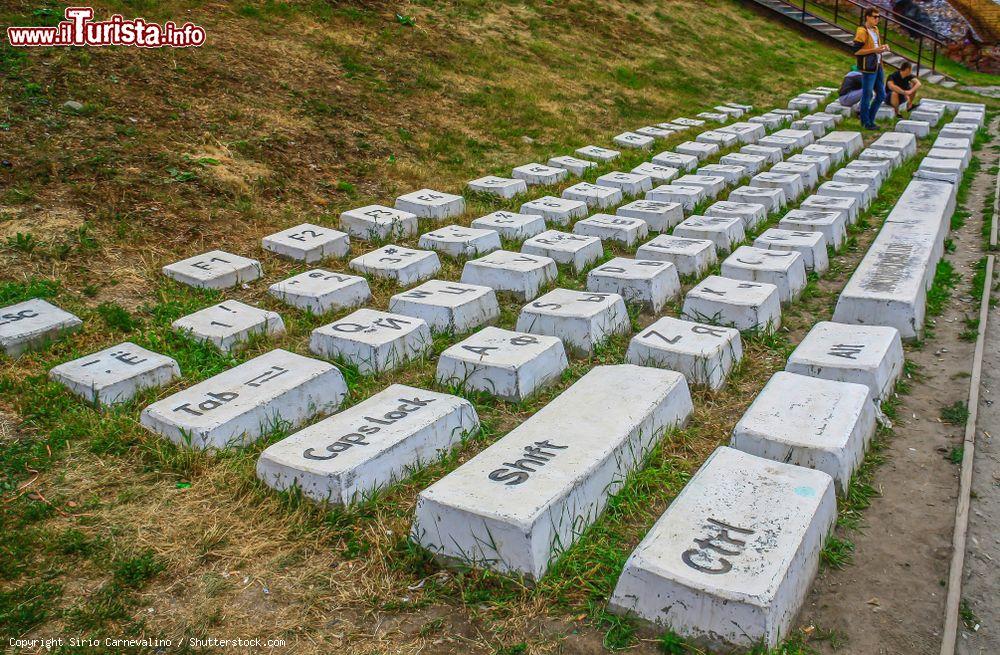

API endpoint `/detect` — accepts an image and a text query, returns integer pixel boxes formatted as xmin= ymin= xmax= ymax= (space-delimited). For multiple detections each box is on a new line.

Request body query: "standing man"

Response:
xmin=852 ymin=7 xmax=891 ymax=130
xmin=886 ymin=61 xmax=922 ymax=116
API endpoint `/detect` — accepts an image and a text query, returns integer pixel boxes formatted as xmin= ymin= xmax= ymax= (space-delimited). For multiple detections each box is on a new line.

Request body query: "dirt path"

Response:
xmin=802 ymin=122 xmax=998 ymax=654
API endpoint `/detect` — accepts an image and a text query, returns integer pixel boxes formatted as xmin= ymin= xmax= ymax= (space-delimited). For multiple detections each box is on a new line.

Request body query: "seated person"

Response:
xmin=885 ymin=61 xmax=921 ymax=115
xmin=838 ymin=68 xmax=864 ymax=108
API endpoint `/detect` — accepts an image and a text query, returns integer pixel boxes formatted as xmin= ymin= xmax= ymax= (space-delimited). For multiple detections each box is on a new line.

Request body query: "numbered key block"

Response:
xmin=512 ymin=163 xmax=568 ymax=186
xmin=772 ymin=128 xmax=815 ymax=148
xmin=756 ymin=135 xmax=798 ymax=155
xmin=871 ymin=132 xmax=917 ymax=159
xmin=461 ymin=250 xmax=556 ymax=301
xmin=652 ymin=151 xmax=698 ymax=172
xmin=269 ymin=270 xmax=370 ymax=315
xmin=573 ymin=214 xmax=648 ymax=246
xmin=311 ymin=309 xmax=431 ymax=374
xmin=436 ymin=327 xmax=568 ymax=401
xmin=771 ymin=161 xmax=819 ymax=189
xmin=563 ymin=182 xmax=623 ymax=209
xmin=576 ymin=145 xmax=620 ymax=162
xmin=732 ymin=372 xmax=875 ymax=493
xmin=141 ymin=349 xmax=346 ymax=450
xmin=721 ymin=153 xmax=767 ymax=175
xmin=522 ymin=230 xmax=603 ymax=273
xmin=411 ymin=364 xmax=693 ymax=580
xmin=389 ymin=280 xmax=500 ymax=334
xmin=172 ymin=301 xmax=284 ymax=353
xmin=632 ymin=162 xmax=679 ymax=184
xmin=163 ymin=250 xmax=262 ymax=290
xmin=548 ymin=155 xmax=596 ymax=176
xmin=0 ymin=299 xmax=81 ymax=357
xmin=779 ymin=210 xmax=846 ymax=249
xmin=636 ymin=235 xmax=716 ymax=278
xmin=257 ymin=385 xmax=479 ymax=505
xmin=696 ymin=130 xmax=738 ymax=148
xmin=262 ymin=223 xmax=349 ymax=263
xmin=705 ymin=201 xmax=767 ymax=230
xmin=395 ymin=189 xmax=465 ymax=219
xmin=618 ymin=200 xmax=684 ymax=232
xmin=587 ymin=257 xmax=681 ymax=313
xmin=859 ymin=147 xmax=903 ymax=170
xmin=520 ymin=196 xmax=588 ymax=226
xmin=471 ymin=211 xmax=546 ymax=240
xmin=817 ymin=131 xmax=863 ymax=157
xmin=607 ymin=446 xmax=835 ymax=650
xmin=627 ymin=316 xmax=742 ymax=389
xmin=817 ymin=181 xmax=871 ymax=211
xmin=674 ymin=215 xmax=745 ymax=253
xmin=722 ymin=246 xmax=806 ymax=304
xmin=614 ymin=131 xmax=655 ymax=150
xmin=674 ymin=174 xmax=726 ymax=198
xmin=50 ymin=342 xmax=180 ymax=406
xmin=467 ymin=175 xmax=528 ymax=198
xmin=349 ymin=245 xmax=441 ymax=286
xmin=728 ymin=186 xmax=786 ymax=213
xmin=516 ymin=289 xmax=630 ymax=356
xmin=596 ymin=171 xmax=654 ymax=196
xmin=683 ymin=276 xmax=781 ymax=333
xmin=740 ymin=144 xmax=783 ymax=165
xmin=340 ymin=205 xmax=418 ymax=241
xmin=751 ymin=172 xmax=803 ymax=202
xmin=646 ymin=184 xmax=706 ymax=211
xmin=786 ymin=321 xmax=903 ymax=402
xmin=754 ymin=229 xmax=828 ymax=274
xmin=800 ymin=194 xmax=858 ymax=225
xmin=697 ymin=164 xmax=747 ymax=184
xmin=418 ymin=225 xmax=501 ymax=258
xmin=675 ymin=141 xmax=719 ymax=161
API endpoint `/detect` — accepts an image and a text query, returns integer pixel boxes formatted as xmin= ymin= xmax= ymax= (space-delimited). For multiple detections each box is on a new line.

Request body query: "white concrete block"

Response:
xmin=674 ymin=174 xmax=727 ymax=199
xmin=349 ymin=245 xmax=441 ymax=286
xmin=471 ymin=211 xmax=547 ymax=240
xmin=468 ymin=175 xmax=528 ymax=198
xmin=748 ymin=113 xmax=787 ymax=130
xmin=652 ymin=151 xmax=699 ymax=172
xmin=418 ymin=225 xmax=501 ymax=258
xmin=771 ymin=108 xmax=801 ymax=119
xmin=916 ymin=158 xmax=963 ymax=184
xmin=728 ymin=186 xmax=786 ymax=214
xmin=954 ymin=111 xmax=985 ymax=127
xmin=817 ymin=131 xmax=863 ymax=157
xmin=674 ymin=215 xmax=745 ymax=253
xmin=671 ymin=117 xmax=705 ymax=128
xmin=512 ymin=163 xmax=569 ymax=186
xmin=0 ymin=299 xmax=81 ymax=357
xmin=522 ymin=230 xmax=603 ymax=273
xmin=520 ymin=196 xmax=589 ymax=226
xmin=720 ymin=153 xmax=767 ymax=176
xmin=787 ymin=153 xmax=830 ymax=177
xmin=791 ymin=119 xmax=826 ymax=138
xmin=845 ymin=158 xmax=891 ymax=185
xmin=617 ymin=200 xmax=685 ymax=232
xmin=627 ymin=317 xmax=742 ymax=389
xmin=683 ymin=275 xmax=781 ymax=332
xmin=800 ymin=194 xmax=859 ymax=225
xmin=596 ymin=171 xmax=655 ymax=196
xmin=461 ymin=250 xmax=557 ymax=301
xmin=141 ymin=349 xmax=346 ymax=450
xmin=587 ymin=257 xmax=681 ymax=313
xmin=614 ymin=131 xmax=655 ymax=150
xmin=789 ymin=96 xmax=818 ymax=111
xmin=172 ymin=301 xmax=284 ymax=353
xmin=562 ymin=182 xmax=623 ymax=209
xmin=340 ymin=205 xmax=419 ymax=242
xmin=874 ymin=105 xmax=896 ymax=122
xmin=714 ymin=105 xmax=744 ymax=117
xmin=756 ymin=136 xmax=798 ymax=155
xmin=636 ymin=125 xmax=676 ymax=139
xmin=636 ymin=235 xmax=717 ymax=277
xmin=802 ymin=143 xmax=846 ymax=166
xmin=573 ymin=214 xmax=648 ymax=246
xmin=310 ymin=308 xmax=432 ymax=374
xmin=926 ymin=147 xmax=971 ymax=169
xmin=258 ymin=385 xmax=478 ymax=505
xmin=939 ymin=123 xmax=978 ymax=140
xmin=697 ymin=164 xmax=747 ymax=184
xmin=632 ymin=162 xmax=679 ymax=184
xmin=722 ymin=246 xmax=806 ymax=304
xmin=910 ymin=109 xmax=942 ymax=125
xmin=608 ymin=446 xmax=835 ymax=649
xmin=871 ymin=132 xmax=917 ymax=159
xmin=388 ymin=280 xmax=499 ymax=334
xmin=697 ymin=130 xmax=739 ymax=148
xmin=740 ymin=144 xmax=784 ymax=165
xmin=576 ymin=145 xmax=621 ymax=162
xmin=779 ymin=210 xmax=846 ymax=250
xmin=858 ymin=147 xmax=903 ymax=170
xmin=772 ymin=129 xmax=814 ymax=147
xmin=395 ymin=189 xmax=466 ymax=219
xmin=163 ymin=250 xmax=262 ymax=290
xmin=646 ymin=184 xmax=706 ymax=211
xmin=412 ymin=364 xmax=692 ymax=579
xmin=705 ymin=201 xmax=768 ymax=230
xmin=268 ymin=270 xmax=371 ymax=314
xmin=516 ymin=289 xmax=630 ymax=356
xmin=262 ymin=223 xmax=350 ymax=263
xmin=825 ymin=102 xmax=851 ymax=117
xmin=50 ymin=342 xmax=180 ymax=406
xmin=895 ymin=120 xmax=930 ymax=138
xmin=696 ymin=112 xmax=730 ymax=124
xmin=719 ymin=122 xmax=766 ymax=143
xmin=676 ymin=141 xmax=720 ymax=161
xmin=548 ymin=155 xmax=597 ymax=176
xmin=771 ymin=161 xmax=819 ymax=189
xmin=751 ymin=172 xmax=803 ymax=202
xmin=832 ymin=169 xmax=881 ymax=201
xmin=754 ymin=229 xmax=828 ymax=274
xmin=817 ymin=181 xmax=871 ymax=210
xmin=934 ymin=136 xmax=973 ymax=153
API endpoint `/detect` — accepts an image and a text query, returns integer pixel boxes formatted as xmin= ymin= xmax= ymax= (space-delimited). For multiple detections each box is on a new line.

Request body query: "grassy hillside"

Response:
xmin=0 ymin=1 xmax=995 ymax=654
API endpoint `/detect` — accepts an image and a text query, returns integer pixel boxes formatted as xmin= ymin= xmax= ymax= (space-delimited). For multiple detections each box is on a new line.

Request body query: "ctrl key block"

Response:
xmin=608 ymin=446 xmax=836 ymax=650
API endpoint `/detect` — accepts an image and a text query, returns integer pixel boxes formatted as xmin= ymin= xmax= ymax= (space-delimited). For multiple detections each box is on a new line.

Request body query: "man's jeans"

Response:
xmin=839 ymin=89 xmax=863 ymax=107
xmin=860 ymin=68 xmax=886 ymax=126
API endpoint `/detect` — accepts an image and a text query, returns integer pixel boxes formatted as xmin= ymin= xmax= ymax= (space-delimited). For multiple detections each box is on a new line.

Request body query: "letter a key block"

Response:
xmin=389 ymin=280 xmax=500 ymax=334
xmin=349 ymin=245 xmax=441 ymax=286
xmin=436 ymin=327 xmax=568 ymax=401
xmin=587 ymin=257 xmax=681 ymax=313
xmin=269 ymin=270 xmax=371 ymax=314
xmin=683 ymin=276 xmax=781 ymax=332
xmin=257 ymin=385 xmax=479 ymax=505
xmin=141 ymin=349 xmax=347 ymax=450
xmin=516 ymin=289 xmax=630 ymax=356
xmin=262 ymin=223 xmax=350 ymax=263
xmin=627 ymin=316 xmax=742 ymax=389
xmin=461 ymin=250 xmax=557 ymax=301
xmin=163 ymin=250 xmax=262 ymax=290
xmin=49 ymin=342 xmax=180 ymax=406
xmin=721 ymin=246 xmax=807 ymax=304
xmin=172 ymin=300 xmax=285 ymax=353
xmin=0 ymin=299 xmax=82 ymax=357
xmin=310 ymin=309 xmax=432 ymax=375
xmin=608 ymin=446 xmax=836 ymax=650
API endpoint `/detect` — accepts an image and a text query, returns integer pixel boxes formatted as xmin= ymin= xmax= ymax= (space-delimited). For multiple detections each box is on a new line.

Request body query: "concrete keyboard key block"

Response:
xmin=785 ymin=321 xmax=903 ymax=403
xmin=636 ymin=125 xmax=676 ymax=139
xmin=467 ymin=175 xmax=528 ymax=198
xmin=520 ymin=196 xmax=589 ymax=226
xmin=779 ymin=210 xmax=846 ymax=249
xmin=817 ymin=131 xmax=863 ymax=157
xmin=715 ymin=104 xmax=744 ymax=117
xmin=800 ymin=194 xmax=858 ymax=225
xmin=675 ymin=141 xmax=719 ymax=161
xmin=858 ymin=147 xmax=903 ymax=170
xmin=631 ymin=162 xmax=679 ymax=184
xmin=389 ymin=280 xmax=500 ymax=334
xmin=607 ymin=446 xmax=835 ymax=650
xmin=916 ymin=158 xmax=963 ymax=184
xmin=729 ymin=186 xmax=786 ymax=213
xmin=512 ymin=163 xmax=569 ymax=186
xmin=310 ymin=308 xmax=431 ymax=374
xmin=617 ymin=200 xmax=684 ymax=232
xmin=627 ymin=316 xmax=742 ymax=389
xmin=258 ymin=384 xmax=478 ymax=505
xmin=772 ymin=128 xmax=814 ymax=148
xmin=576 ymin=145 xmax=620 ymax=162
xmin=411 ymin=364 xmax=693 ymax=580
xmin=674 ymin=215 xmax=745 ymax=253
xmin=516 ymin=289 xmax=630 ymax=356
xmin=771 ymin=161 xmax=818 ymax=189
xmin=636 ymin=235 xmax=717 ymax=278
xmin=683 ymin=276 xmax=781 ymax=332
xmin=789 ymin=96 xmax=819 ymax=111
xmin=939 ymin=123 xmax=978 ymax=140
xmin=910 ymin=108 xmax=942 ymax=125
xmin=705 ymin=201 xmax=767 ymax=230
xmin=395 ymin=189 xmax=466 ymax=219
xmin=674 ymin=174 xmax=727 ymax=198
xmin=895 ymin=120 xmax=930 ymax=138
xmin=646 ymin=184 xmax=706 ymax=211
xmin=844 ymin=158 xmax=891 ymax=184
xmin=926 ymin=147 xmax=971 ymax=169
xmin=721 ymin=246 xmax=807 ymax=304
xmin=614 ymin=131 xmax=655 ymax=150
xmin=461 ymin=250 xmax=557 ymax=301
xmin=740 ymin=144 xmax=784 ymax=165
xmin=0 ymin=299 xmax=82 ymax=357
xmin=652 ymin=151 xmax=699 ymax=172
xmin=50 ymin=342 xmax=180 ymax=406
xmin=522 ymin=230 xmax=603 ymax=273
xmin=262 ymin=223 xmax=350 ymax=263
xmin=596 ymin=171 xmax=654 ymax=196
xmin=349 ymin=245 xmax=441 ymax=286
xmin=720 ymin=122 xmax=765 ymax=143
xmin=562 ymin=182 xmax=623 ymax=210
xmin=756 ymin=136 xmax=798 ymax=155
xmin=471 ymin=211 xmax=547 ymax=240
xmin=698 ymin=164 xmax=748 ymax=184
xmin=754 ymin=229 xmax=828 ymax=274
xmin=696 ymin=130 xmax=739 ymax=148
xmin=436 ymin=327 xmax=568 ymax=402
xmin=802 ymin=143 xmax=846 ymax=166
xmin=587 ymin=257 xmax=681 ymax=313
xmin=269 ymin=270 xmax=371 ymax=314
xmin=163 ymin=250 xmax=262 ymax=290
xmin=172 ymin=300 xmax=284 ymax=353
xmin=817 ymin=181 xmax=871 ymax=210
xmin=671 ymin=117 xmax=706 ymax=128
xmin=696 ymin=112 xmax=730 ymax=123
xmin=732 ymin=371 xmax=875 ymax=493
xmin=340 ymin=205 xmax=419 ymax=241
xmin=141 ymin=349 xmax=346 ymax=450
xmin=573 ymin=214 xmax=648 ymax=246
xmin=418 ymin=225 xmax=501 ymax=258
xmin=548 ymin=155 xmax=596 ymax=176
xmin=934 ymin=136 xmax=973 ymax=155
xmin=791 ymin=119 xmax=826 ymax=138
xmin=751 ymin=172 xmax=803 ymax=202
xmin=720 ymin=152 xmax=767 ymax=175
xmin=832 ymin=170 xmax=881 ymax=200
xmin=748 ymin=113 xmax=786 ymax=130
